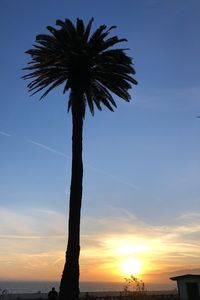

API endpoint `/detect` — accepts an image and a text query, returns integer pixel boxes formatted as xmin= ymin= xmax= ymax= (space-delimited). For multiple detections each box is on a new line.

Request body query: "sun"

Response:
xmin=120 ymin=258 xmax=142 ymax=276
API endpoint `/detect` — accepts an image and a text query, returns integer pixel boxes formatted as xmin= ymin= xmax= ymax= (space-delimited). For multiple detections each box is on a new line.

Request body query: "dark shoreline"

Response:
xmin=1 ymin=290 xmax=178 ymax=299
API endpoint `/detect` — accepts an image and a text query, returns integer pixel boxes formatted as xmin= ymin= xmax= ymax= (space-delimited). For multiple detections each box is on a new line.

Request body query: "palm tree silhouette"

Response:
xmin=23 ymin=18 xmax=137 ymax=300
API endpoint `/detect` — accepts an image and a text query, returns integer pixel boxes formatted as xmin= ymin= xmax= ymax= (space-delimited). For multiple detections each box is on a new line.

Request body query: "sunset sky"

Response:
xmin=1 ymin=0 xmax=200 ymax=288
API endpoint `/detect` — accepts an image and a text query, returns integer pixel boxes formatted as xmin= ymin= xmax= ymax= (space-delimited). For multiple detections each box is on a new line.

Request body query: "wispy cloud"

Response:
xmin=0 ymin=206 xmax=200 ymax=281
xmin=177 ymin=212 xmax=200 ymax=221
xmin=0 ymin=207 xmax=67 ymax=280
xmin=0 ymin=131 xmax=11 ymax=137
xmin=135 ymin=86 xmax=200 ymax=112
xmin=85 ymin=162 xmax=139 ymax=190
xmin=27 ymin=139 xmax=70 ymax=159
xmin=81 ymin=208 xmax=200 ymax=277
xmin=0 ymin=207 xmax=67 ymax=239
xmin=27 ymin=138 xmax=139 ymax=190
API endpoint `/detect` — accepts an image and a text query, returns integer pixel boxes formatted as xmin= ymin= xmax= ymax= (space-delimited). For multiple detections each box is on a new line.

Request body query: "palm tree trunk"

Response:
xmin=59 ymin=90 xmax=84 ymax=300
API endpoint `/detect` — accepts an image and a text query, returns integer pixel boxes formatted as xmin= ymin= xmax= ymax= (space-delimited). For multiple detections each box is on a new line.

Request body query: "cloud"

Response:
xmin=0 ymin=207 xmax=67 ymax=239
xmin=85 ymin=163 xmax=139 ymax=191
xmin=27 ymin=138 xmax=139 ymax=191
xmin=178 ymin=212 xmax=200 ymax=221
xmin=27 ymin=139 xmax=70 ymax=159
xmin=0 ymin=207 xmax=67 ymax=280
xmin=80 ymin=208 xmax=200 ymax=277
xmin=1 ymin=206 xmax=200 ymax=281
xmin=0 ymin=131 xmax=11 ymax=137
xmin=135 ymin=86 xmax=200 ymax=113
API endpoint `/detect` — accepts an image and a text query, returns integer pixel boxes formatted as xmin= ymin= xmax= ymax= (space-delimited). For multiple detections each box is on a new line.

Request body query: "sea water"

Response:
xmin=0 ymin=281 xmax=124 ymax=294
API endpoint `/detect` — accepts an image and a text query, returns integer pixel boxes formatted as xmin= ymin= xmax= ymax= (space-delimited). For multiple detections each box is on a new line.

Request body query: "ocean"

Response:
xmin=0 ymin=281 xmax=175 ymax=294
xmin=0 ymin=281 xmax=124 ymax=294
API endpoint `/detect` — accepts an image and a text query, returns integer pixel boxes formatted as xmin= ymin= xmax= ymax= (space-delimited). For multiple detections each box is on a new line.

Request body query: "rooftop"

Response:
xmin=170 ymin=274 xmax=200 ymax=281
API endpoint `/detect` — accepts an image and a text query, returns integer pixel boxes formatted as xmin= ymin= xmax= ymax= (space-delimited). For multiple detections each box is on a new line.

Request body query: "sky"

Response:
xmin=1 ymin=0 xmax=200 ymax=289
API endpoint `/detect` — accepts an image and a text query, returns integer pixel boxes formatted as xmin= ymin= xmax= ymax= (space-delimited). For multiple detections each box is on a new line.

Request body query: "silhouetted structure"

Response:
xmin=170 ymin=274 xmax=200 ymax=300
xmin=48 ymin=287 xmax=58 ymax=300
xmin=23 ymin=18 xmax=137 ymax=300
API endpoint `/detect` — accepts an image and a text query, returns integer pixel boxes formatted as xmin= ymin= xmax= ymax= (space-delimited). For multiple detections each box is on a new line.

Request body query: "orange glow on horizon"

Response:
xmin=1 ymin=213 xmax=199 ymax=284
xmin=96 ymin=239 xmax=151 ymax=280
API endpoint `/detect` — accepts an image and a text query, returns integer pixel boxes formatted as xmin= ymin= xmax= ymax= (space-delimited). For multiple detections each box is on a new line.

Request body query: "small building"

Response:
xmin=170 ymin=274 xmax=200 ymax=300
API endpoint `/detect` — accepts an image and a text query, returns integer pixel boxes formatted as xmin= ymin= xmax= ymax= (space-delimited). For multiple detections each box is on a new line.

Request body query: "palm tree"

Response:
xmin=23 ymin=18 xmax=137 ymax=300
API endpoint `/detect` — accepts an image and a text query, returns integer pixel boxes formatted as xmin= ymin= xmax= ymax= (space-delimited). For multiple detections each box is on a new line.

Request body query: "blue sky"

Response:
xmin=1 ymin=0 xmax=200 ymax=285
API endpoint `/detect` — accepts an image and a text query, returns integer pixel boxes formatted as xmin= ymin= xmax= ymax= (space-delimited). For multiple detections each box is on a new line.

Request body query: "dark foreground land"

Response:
xmin=2 ymin=293 xmax=179 ymax=300
xmin=80 ymin=294 xmax=179 ymax=300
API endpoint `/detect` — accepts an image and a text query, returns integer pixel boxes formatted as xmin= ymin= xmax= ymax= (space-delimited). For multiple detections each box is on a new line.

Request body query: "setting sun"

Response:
xmin=120 ymin=258 xmax=143 ymax=276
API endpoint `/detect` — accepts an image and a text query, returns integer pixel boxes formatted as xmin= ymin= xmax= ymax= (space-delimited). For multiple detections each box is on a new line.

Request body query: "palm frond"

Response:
xmin=23 ymin=17 xmax=137 ymax=114
xmin=98 ymin=97 xmax=114 ymax=111
xmin=98 ymin=78 xmax=131 ymax=101
xmin=67 ymin=96 xmax=72 ymax=112
xmin=63 ymin=80 xmax=71 ymax=94
xmin=64 ymin=19 xmax=77 ymax=38
xmin=100 ymin=37 xmax=127 ymax=51
xmin=85 ymin=90 xmax=94 ymax=115
xmin=76 ymin=18 xmax=85 ymax=37
xmin=93 ymin=81 xmax=117 ymax=108
xmin=40 ymin=77 xmax=66 ymax=99
xmin=93 ymin=98 xmax=102 ymax=111
xmin=83 ymin=18 xmax=94 ymax=42
xmin=89 ymin=24 xmax=107 ymax=43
